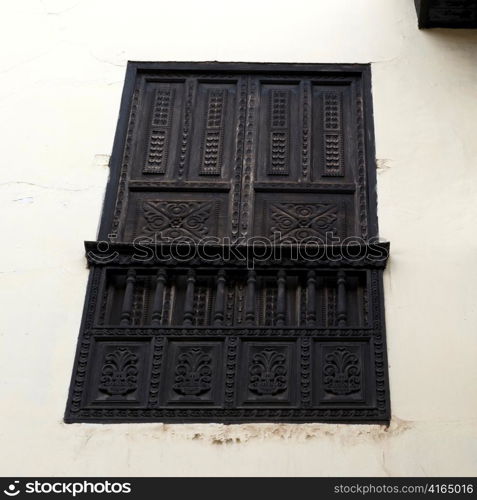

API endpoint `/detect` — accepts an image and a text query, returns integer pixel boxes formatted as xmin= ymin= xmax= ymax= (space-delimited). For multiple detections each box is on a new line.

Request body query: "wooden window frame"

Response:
xmin=65 ymin=62 xmax=390 ymax=424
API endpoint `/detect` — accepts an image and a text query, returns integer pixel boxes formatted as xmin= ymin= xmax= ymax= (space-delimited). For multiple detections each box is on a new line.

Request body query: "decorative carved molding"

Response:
xmin=355 ymin=81 xmax=369 ymax=240
xmin=177 ymin=79 xmax=194 ymax=180
xmin=86 ymin=327 xmax=377 ymax=338
xmin=239 ymin=77 xmax=257 ymax=239
xmin=148 ymin=337 xmax=164 ymax=406
xmin=128 ymin=180 xmax=231 ymax=192
xmin=110 ymin=87 xmax=140 ymax=239
xmin=301 ymin=81 xmax=311 ymax=181
xmin=84 ymin=241 xmax=390 ymax=269
xmin=225 ymin=337 xmax=238 ymax=407
xmin=68 ymin=407 xmax=387 ymax=422
xmin=253 ymin=182 xmax=355 ymax=193
xmin=300 ymin=337 xmax=312 ymax=406
xmin=231 ymin=79 xmax=247 ymax=242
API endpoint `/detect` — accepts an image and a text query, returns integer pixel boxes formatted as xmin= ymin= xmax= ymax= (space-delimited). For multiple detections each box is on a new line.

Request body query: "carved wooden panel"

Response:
xmin=253 ymin=194 xmax=351 ymax=241
xmin=200 ymin=89 xmax=227 ymax=175
xmin=314 ymin=342 xmax=372 ymax=405
xmin=84 ymin=339 xmax=152 ymax=407
xmin=65 ymin=63 xmax=389 ymax=424
xmin=160 ymin=341 xmax=224 ymax=405
xmin=322 ymin=91 xmax=344 ymax=176
xmin=143 ymin=87 xmax=175 ymax=174
xmin=238 ymin=341 xmax=297 ymax=406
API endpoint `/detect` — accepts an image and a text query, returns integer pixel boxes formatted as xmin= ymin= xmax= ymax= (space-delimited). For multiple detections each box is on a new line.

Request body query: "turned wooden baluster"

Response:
xmin=120 ymin=269 xmax=136 ymax=325
xmin=151 ymin=268 xmax=167 ymax=326
xmin=336 ymin=270 xmax=347 ymax=327
xmin=306 ymin=270 xmax=317 ymax=326
xmin=213 ymin=270 xmax=226 ymax=326
xmin=245 ymin=270 xmax=256 ymax=325
xmin=183 ymin=269 xmax=196 ymax=326
xmin=276 ymin=270 xmax=286 ymax=326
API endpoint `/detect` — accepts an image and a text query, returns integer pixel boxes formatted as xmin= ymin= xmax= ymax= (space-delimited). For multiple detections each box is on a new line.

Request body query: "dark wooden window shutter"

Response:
xmin=65 ymin=62 xmax=390 ymax=423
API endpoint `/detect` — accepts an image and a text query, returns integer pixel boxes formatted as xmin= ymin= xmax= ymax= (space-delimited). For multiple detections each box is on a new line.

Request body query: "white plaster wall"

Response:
xmin=1 ymin=0 xmax=476 ymax=476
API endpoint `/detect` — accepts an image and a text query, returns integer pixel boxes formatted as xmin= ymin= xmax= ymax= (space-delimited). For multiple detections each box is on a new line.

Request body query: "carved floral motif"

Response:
xmin=173 ymin=348 xmax=212 ymax=396
xmin=248 ymin=348 xmax=287 ymax=395
xmin=323 ymin=347 xmax=361 ymax=395
xmin=99 ymin=347 xmax=139 ymax=396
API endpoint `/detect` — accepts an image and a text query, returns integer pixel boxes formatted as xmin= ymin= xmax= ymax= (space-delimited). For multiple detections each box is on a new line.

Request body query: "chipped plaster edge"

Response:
xmin=62 ymin=416 xmax=413 ymax=446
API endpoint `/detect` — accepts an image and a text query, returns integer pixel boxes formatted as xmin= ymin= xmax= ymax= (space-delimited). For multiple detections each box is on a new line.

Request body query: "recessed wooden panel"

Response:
xmin=311 ymin=84 xmax=356 ymax=182
xmin=252 ymin=192 xmax=354 ymax=241
xmin=133 ymin=81 xmax=186 ymax=179
xmin=85 ymin=339 xmax=152 ymax=407
xmin=313 ymin=341 xmax=375 ymax=406
xmin=188 ymin=81 xmax=240 ymax=180
xmin=256 ymin=83 xmax=301 ymax=180
xmin=237 ymin=341 xmax=298 ymax=406
xmin=160 ymin=341 xmax=224 ymax=406
xmin=123 ymin=191 xmax=229 ymax=241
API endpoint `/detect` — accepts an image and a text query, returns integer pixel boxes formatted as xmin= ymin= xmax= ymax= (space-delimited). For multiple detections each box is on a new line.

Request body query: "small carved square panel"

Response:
xmin=238 ymin=341 xmax=297 ymax=406
xmin=85 ymin=339 xmax=152 ymax=407
xmin=314 ymin=342 xmax=370 ymax=405
xmin=160 ymin=341 xmax=224 ymax=406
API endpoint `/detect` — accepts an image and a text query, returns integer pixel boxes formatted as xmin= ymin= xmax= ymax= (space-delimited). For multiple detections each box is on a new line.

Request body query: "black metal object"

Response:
xmin=415 ymin=0 xmax=477 ymax=28
xmin=65 ymin=62 xmax=390 ymax=424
